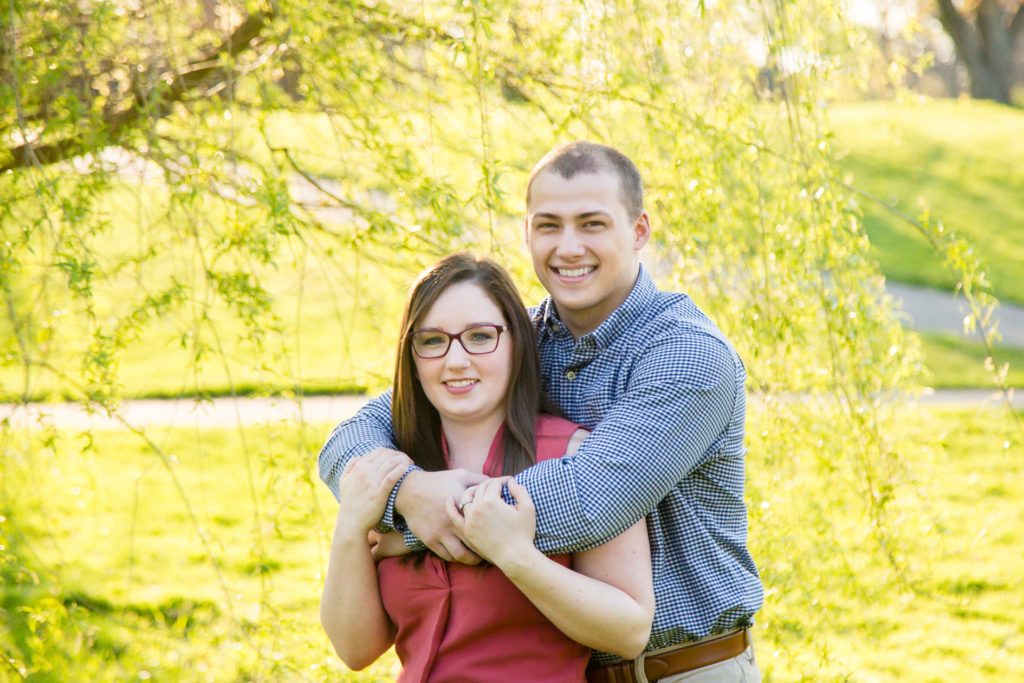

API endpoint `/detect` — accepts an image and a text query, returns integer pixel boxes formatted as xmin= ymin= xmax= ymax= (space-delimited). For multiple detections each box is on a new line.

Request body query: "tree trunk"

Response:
xmin=935 ymin=0 xmax=1023 ymax=104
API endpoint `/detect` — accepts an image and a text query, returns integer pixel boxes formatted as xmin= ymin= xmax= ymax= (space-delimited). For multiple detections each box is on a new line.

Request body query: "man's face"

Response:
xmin=525 ymin=169 xmax=650 ymax=338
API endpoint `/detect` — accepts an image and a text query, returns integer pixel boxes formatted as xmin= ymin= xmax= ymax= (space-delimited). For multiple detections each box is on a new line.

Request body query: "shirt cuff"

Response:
xmin=374 ymin=464 xmax=421 ymax=533
xmin=403 ymin=527 xmax=427 ymax=552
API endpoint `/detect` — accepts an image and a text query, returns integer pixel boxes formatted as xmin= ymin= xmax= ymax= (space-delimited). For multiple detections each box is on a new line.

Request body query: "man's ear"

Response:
xmin=633 ymin=212 xmax=652 ymax=250
xmin=523 ymin=217 xmax=531 ymax=247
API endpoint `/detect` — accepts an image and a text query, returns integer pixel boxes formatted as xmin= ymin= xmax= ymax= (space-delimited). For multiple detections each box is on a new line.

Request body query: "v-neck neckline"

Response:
xmin=441 ymin=422 xmax=506 ymax=476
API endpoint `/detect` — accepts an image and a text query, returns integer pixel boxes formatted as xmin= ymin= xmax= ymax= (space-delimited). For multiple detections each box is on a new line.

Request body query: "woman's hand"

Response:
xmin=368 ymin=530 xmax=413 ymax=560
xmin=334 ymin=450 xmax=410 ymax=540
xmin=446 ymin=477 xmax=537 ymax=567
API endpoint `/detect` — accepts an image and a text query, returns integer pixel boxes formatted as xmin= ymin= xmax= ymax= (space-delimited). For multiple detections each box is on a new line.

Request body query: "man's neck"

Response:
xmin=555 ymin=266 xmax=642 ymax=340
xmin=559 ymin=309 xmax=602 ymax=340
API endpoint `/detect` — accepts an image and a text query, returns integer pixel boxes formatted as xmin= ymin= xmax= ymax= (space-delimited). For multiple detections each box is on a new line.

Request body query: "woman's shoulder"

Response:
xmin=534 ymin=414 xmax=588 ymax=462
xmin=534 ymin=413 xmax=584 ymax=437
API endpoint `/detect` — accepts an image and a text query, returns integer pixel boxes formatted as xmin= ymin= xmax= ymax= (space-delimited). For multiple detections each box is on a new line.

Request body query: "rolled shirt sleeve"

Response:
xmin=317 ymin=389 xmax=416 ymax=533
xmin=516 ymin=332 xmax=739 ymax=554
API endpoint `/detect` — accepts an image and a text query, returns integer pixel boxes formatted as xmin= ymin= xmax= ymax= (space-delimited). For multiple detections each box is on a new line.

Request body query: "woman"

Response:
xmin=320 ymin=253 xmax=653 ymax=681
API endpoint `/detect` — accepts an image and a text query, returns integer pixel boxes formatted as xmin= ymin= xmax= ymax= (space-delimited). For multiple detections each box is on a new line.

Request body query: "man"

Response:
xmin=319 ymin=141 xmax=763 ymax=682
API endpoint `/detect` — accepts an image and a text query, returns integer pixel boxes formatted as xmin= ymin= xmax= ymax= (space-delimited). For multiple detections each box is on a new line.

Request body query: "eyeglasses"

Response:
xmin=409 ymin=324 xmax=509 ymax=359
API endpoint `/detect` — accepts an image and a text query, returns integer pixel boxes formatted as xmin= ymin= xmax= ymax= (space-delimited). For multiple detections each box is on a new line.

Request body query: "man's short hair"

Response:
xmin=526 ymin=141 xmax=644 ymax=219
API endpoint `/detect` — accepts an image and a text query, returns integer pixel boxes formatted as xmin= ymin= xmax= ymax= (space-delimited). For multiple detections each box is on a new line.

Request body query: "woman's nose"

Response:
xmin=444 ymin=341 xmax=472 ymax=367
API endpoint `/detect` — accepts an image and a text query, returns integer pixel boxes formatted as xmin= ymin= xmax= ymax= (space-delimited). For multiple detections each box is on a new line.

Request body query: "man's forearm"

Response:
xmin=317 ymin=392 xmax=406 ymax=530
xmin=317 ymin=392 xmax=395 ymax=495
xmin=518 ymin=372 xmax=737 ymax=554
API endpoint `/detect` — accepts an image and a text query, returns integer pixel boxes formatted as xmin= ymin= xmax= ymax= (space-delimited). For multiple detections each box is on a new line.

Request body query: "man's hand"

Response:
xmin=447 ymin=477 xmax=536 ymax=568
xmin=396 ymin=469 xmax=488 ymax=564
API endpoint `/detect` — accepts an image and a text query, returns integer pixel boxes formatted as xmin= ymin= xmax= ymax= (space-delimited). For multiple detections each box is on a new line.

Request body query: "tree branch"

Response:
xmin=1 ymin=9 xmax=274 ymax=173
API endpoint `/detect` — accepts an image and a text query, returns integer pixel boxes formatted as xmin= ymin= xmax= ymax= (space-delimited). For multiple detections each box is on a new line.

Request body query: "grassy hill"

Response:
xmin=829 ymin=99 xmax=1024 ymax=307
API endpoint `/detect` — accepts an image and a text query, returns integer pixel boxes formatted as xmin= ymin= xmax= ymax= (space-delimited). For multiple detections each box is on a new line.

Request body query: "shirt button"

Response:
xmin=565 ymin=370 xmax=577 ymax=380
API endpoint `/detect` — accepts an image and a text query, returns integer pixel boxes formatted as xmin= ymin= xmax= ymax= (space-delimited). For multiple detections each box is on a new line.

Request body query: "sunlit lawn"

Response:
xmin=831 ymin=99 xmax=1024 ymax=306
xmin=918 ymin=331 xmax=1024 ymax=388
xmin=2 ymin=405 xmax=1021 ymax=681
xmin=4 ymin=99 xmax=1023 ymax=405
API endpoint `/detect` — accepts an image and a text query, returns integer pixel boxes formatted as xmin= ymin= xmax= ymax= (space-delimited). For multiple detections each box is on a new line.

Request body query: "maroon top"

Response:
xmin=377 ymin=414 xmax=590 ymax=682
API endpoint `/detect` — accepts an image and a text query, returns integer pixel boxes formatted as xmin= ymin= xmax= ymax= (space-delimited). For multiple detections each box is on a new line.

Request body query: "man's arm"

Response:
xmin=318 ymin=389 xmax=487 ymax=561
xmin=318 ymin=391 xmax=410 ymax=526
xmin=516 ymin=332 xmax=743 ymax=554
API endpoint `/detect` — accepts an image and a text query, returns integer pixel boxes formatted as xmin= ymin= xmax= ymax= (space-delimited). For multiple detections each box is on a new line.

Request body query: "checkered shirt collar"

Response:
xmin=533 ymin=264 xmax=658 ymax=348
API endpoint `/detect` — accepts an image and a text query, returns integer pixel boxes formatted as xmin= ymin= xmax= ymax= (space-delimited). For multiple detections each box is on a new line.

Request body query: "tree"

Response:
xmin=935 ymin=0 xmax=1024 ymax=103
xmin=1 ymin=1 xmax=1011 ymax=679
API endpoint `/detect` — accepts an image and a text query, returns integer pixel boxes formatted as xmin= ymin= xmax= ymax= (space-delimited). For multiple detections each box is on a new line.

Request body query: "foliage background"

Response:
xmin=2 ymin=0 xmax=1021 ymax=680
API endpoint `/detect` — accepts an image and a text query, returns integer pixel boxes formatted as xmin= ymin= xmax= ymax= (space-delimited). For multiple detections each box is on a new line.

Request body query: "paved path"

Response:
xmin=1 ymin=395 xmax=371 ymax=431
xmin=888 ymin=282 xmax=1024 ymax=348
xmin=3 ymin=281 xmax=1022 ymax=431
xmin=3 ymin=388 xmax=1019 ymax=432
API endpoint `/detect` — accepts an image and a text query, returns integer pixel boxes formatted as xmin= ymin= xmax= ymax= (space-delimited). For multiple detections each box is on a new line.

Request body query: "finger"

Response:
xmin=427 ymin=540 xmax=455 ymax=562
xmin=507 ymin=479 xmax=532 ymax=506
xmin=388 ymin=449 xmax=413 ymax=467
xmin=445 ymin=537 xmax=482 ymax=565
xmin=380 ymin=463 xmax=407 ymax=491
xmin=439 ymin=532 xmax=475 ymax=562
xmin=479 ymin=477 xmax=504 ymax=501
xmin=369 ymin=451 xmax=398 ymax=477
xmin=341 ymin=459 xmax=357 ymax=477
xmin=459 ymin=484 xmax=479 ymax=508
xmin=445 ymin=496 xmax=465 ymax=525
xmin=458 ymin=470 xmax=489 ymax=487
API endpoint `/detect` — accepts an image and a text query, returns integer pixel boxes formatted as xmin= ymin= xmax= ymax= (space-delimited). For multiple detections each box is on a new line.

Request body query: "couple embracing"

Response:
xmin=317 ymin=142 xmax=763 ymax=682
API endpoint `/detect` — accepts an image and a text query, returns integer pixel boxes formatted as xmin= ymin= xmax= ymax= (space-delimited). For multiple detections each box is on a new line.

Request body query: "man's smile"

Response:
xmin=554 ymin=266 xmax=596 ymax=279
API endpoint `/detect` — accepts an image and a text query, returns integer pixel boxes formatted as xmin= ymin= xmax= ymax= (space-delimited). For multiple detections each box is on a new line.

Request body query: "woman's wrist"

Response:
xmin=332 ymin=516 xmax=373 ymax=546
xmin=490 ymin=542 xmax=543 ymax=579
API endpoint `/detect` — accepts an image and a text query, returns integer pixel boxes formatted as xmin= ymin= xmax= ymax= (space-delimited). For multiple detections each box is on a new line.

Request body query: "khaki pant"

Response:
xmin=654 ymin=644 xmax=759 ymax=682
xmin=626 ymin=632 xmax=761 ymax=683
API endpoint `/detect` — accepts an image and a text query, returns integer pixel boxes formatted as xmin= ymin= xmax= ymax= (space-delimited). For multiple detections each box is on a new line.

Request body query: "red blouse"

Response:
xmin=377 ymin=414 xmax=590 ymax=683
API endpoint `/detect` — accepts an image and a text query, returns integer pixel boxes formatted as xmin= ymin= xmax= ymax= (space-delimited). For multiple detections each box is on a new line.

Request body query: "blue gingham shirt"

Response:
xmin=318 ymin=265 xmax=763 ymax=659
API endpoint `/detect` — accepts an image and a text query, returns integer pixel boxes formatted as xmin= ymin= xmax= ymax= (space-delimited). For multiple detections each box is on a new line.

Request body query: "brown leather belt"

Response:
xmin=586 ymin=629 xmax=749 ymax=683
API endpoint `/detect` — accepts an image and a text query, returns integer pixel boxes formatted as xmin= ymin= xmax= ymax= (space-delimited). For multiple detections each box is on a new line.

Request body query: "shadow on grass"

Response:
xmin=1 ymin=509 xmax=221 ymax=681
xmin=1 ymin=380 xmax=369 ymax=404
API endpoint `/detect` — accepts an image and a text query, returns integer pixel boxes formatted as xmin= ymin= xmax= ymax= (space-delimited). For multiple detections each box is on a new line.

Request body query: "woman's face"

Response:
xmin=411 ymin=281 xmax=513 ymax=429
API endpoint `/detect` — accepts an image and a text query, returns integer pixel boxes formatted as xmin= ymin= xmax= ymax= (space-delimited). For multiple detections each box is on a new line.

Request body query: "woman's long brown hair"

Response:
xmin=391 ymin=253 xmax=545 ymax=476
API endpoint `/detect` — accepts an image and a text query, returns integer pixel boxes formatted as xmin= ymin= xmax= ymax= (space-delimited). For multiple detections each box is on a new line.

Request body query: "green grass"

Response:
xmin=830 ymin=99 xmax=1024 ymax=306
xmin=3 ymin=99 xmax=1021 ymax=406
xmin=918 ymin=331 xmax=1024 ymax=388
xmin=0 ymin=222 xmax=421 ymax=403
xmin=2 ymin=405 xmax=1022 ymax=681
xmin=747 ymin=404 xmax=1024 ymax=681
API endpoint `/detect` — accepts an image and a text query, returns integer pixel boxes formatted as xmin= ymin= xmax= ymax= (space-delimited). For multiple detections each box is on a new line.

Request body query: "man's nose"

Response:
xmin=555 ymin=227 xmax=585 ymax=257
